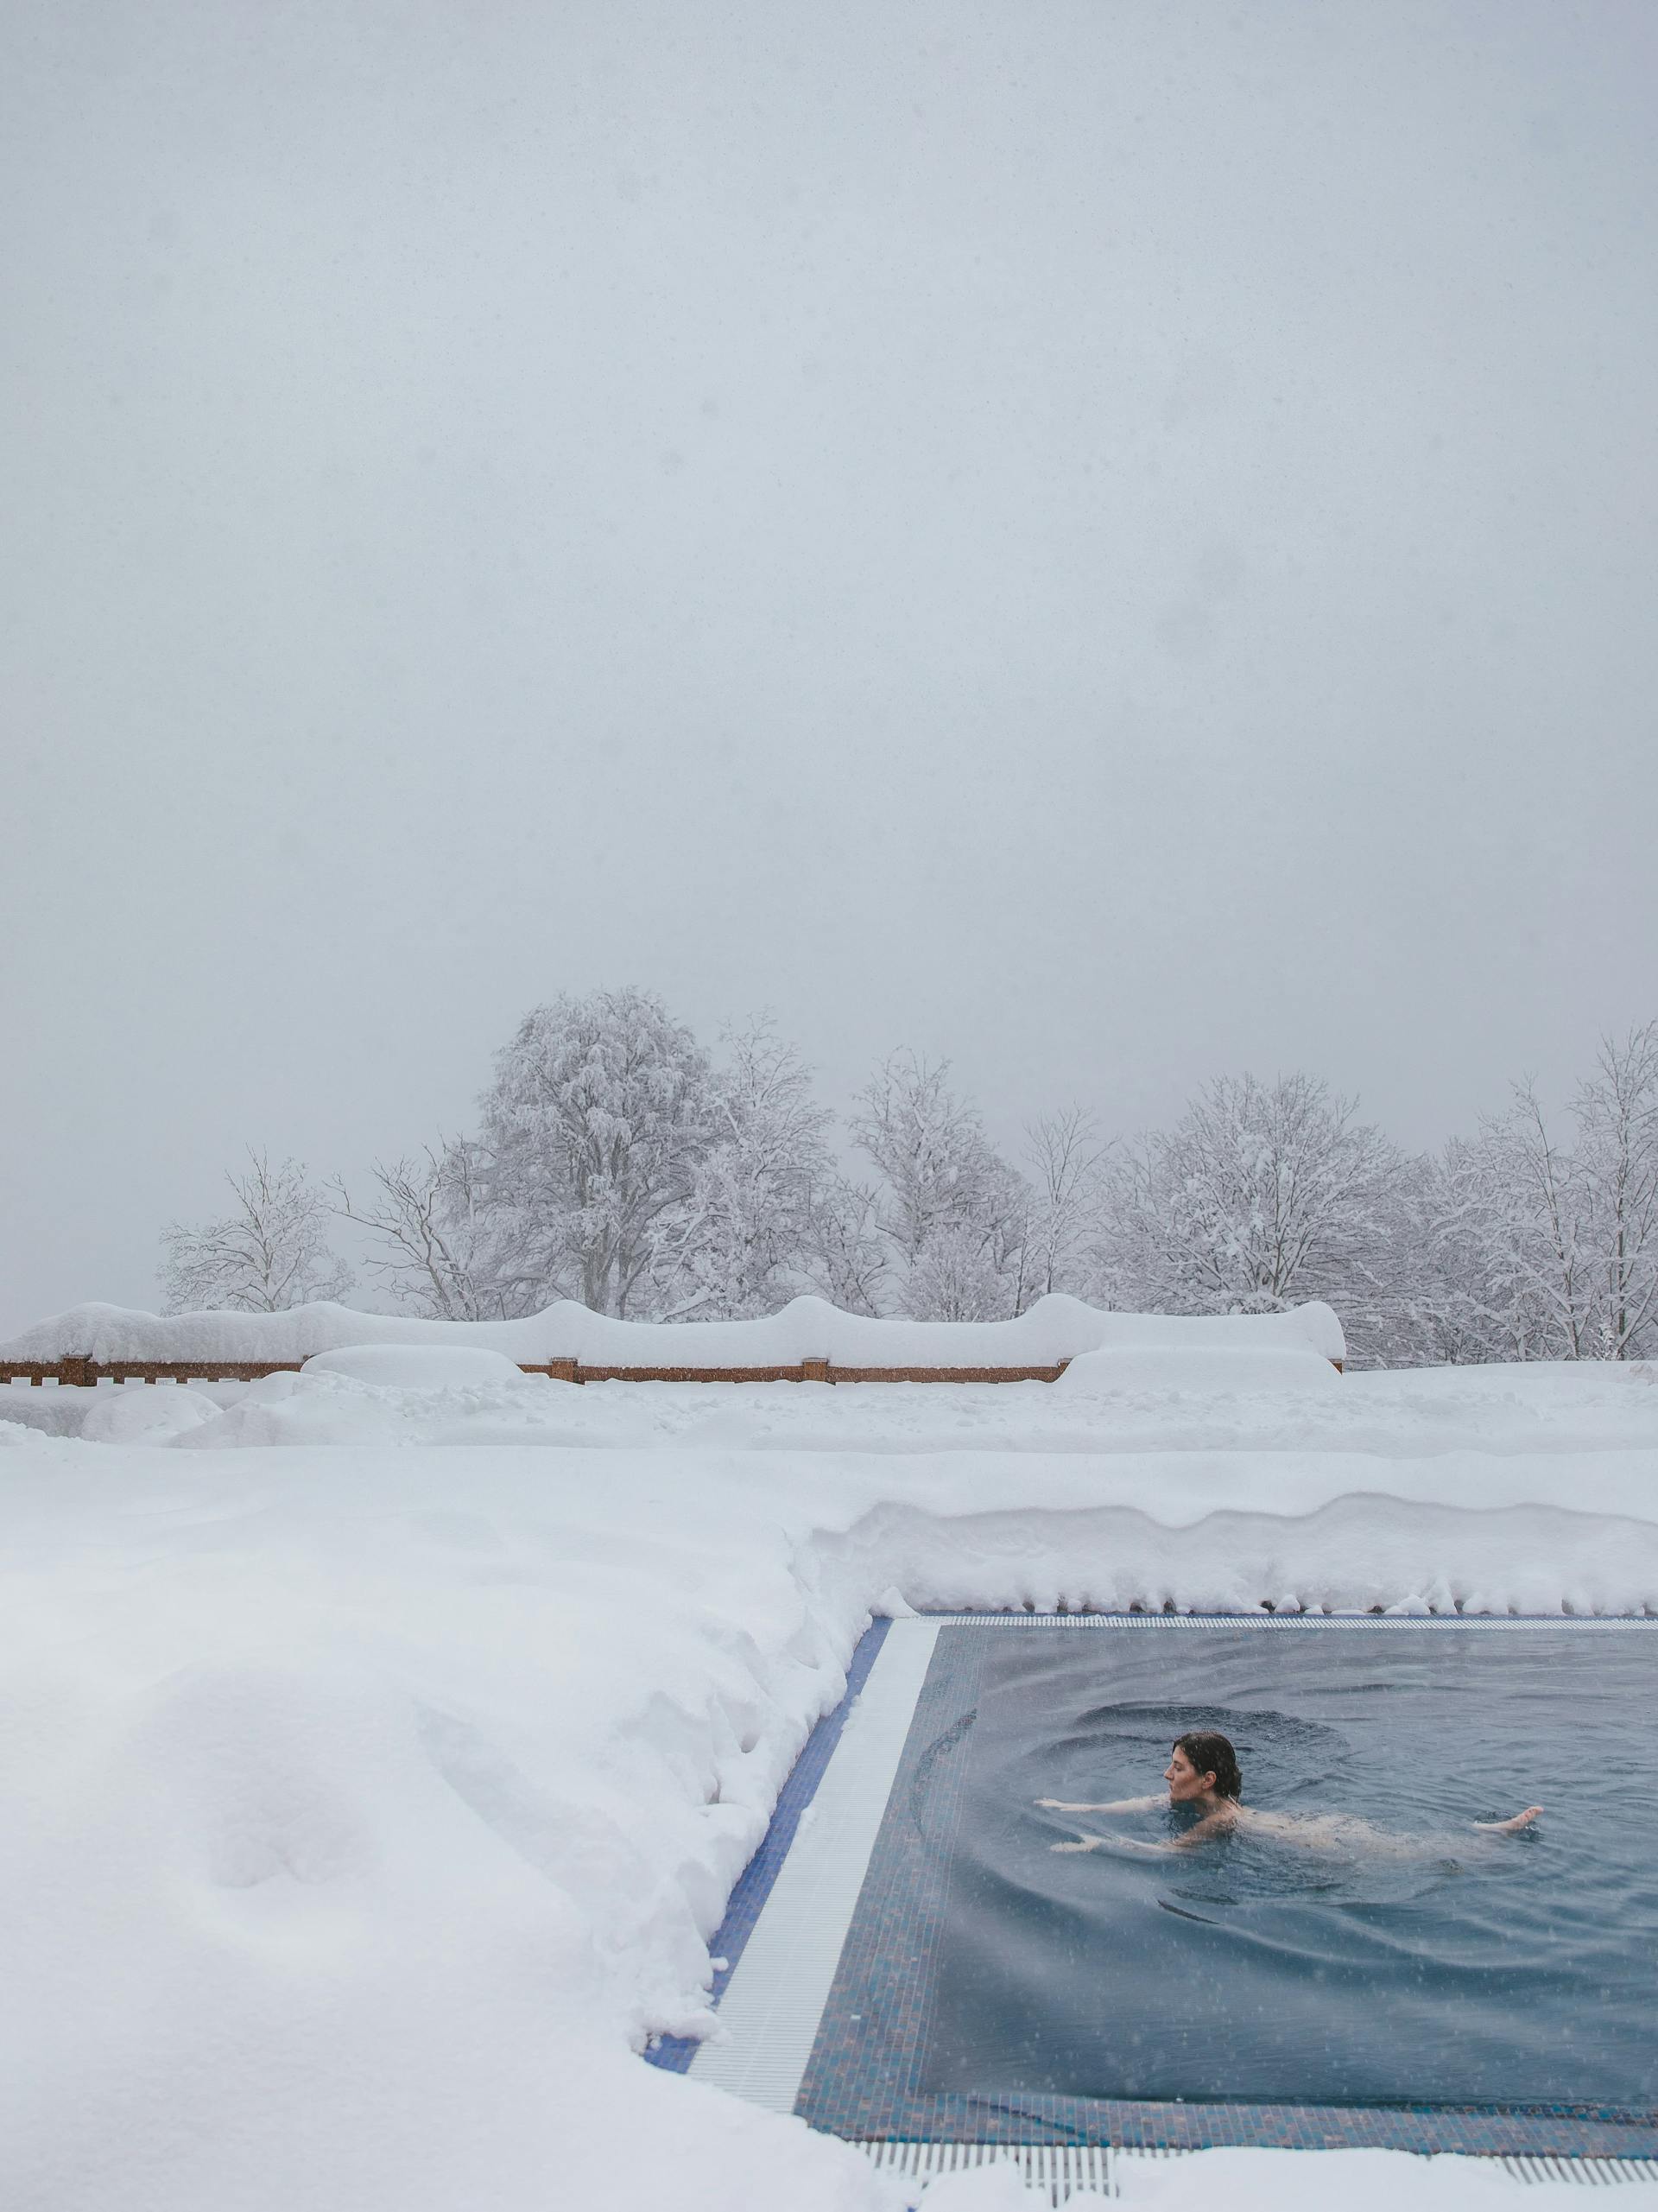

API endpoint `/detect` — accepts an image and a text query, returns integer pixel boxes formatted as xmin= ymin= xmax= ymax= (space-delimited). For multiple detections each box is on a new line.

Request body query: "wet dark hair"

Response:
xmin=1173 ymin=1730 xmax=1242 ymax=1800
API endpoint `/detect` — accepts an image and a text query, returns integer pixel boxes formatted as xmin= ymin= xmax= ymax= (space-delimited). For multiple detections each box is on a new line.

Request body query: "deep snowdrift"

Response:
xmin=0 ymin=1366 xmax=1647 ymax=2210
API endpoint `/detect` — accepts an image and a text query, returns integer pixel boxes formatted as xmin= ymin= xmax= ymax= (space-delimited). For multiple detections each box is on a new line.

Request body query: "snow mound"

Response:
xmin=301 ymin=1344 xmax=528 ymax=1389
xmin=79 ymin=1385 xmax=221 ymax=1446
xmin=170 ymin=1372 xmax=428 ymax=1451
xmin=1054 ymin=1343 xmax=1342 ymax=1398
xmin=0 ymin=1291 xmax=1346 ymax=1368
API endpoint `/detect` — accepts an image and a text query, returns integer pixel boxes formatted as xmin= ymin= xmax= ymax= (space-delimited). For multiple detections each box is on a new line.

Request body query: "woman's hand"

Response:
xmin=1051 ymin=1831 xmax=1177 ymax=1858
xmin=1473 ymin=1805 xmax=1543 ymax=1833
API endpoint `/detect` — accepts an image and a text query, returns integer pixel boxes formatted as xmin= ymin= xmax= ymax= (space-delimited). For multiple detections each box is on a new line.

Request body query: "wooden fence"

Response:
xmin=0 ymin=1356 xmax=1076 ymax=1387
xmin=2 ymin=1352 xmax=1341 ymax=1388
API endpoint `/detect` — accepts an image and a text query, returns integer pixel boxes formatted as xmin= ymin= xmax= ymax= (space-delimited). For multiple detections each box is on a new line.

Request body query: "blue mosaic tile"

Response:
xmin=643 ymin=1615 xmax=891 ymax=2074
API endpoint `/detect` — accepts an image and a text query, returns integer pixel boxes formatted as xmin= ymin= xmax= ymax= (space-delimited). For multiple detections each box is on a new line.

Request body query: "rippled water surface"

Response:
xmin=918 ymin=1626 xmax=1658 ymax=2110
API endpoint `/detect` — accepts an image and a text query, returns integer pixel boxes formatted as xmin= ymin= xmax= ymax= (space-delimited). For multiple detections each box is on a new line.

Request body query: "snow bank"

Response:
xmin=0 ymin=1363 xmax=1648 ymax=2210
xmin=1053 ymin=1343 xmax=1340 ymax=1398
xmin=301 ymin=1344 xmax=527 ymax=1388
xmin=78 ymin=1383 xmax=223 ymax=1446
xmin=0 ymin=1291 xmax=1346 ymax=1368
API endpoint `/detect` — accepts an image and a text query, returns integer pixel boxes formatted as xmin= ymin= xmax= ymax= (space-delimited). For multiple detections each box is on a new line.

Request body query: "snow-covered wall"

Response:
xmin=0 ymin=1291 xmax=1346 ymax=1368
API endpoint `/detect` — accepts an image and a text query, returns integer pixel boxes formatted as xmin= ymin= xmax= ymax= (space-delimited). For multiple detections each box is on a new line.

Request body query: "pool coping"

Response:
xmin=648 ymin=1612 xmax=1658 ymax=2161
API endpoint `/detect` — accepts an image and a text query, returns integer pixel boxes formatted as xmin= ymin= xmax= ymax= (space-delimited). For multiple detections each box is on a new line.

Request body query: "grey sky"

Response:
xmin=3 ymin=1 xmax=1655 ymax=1335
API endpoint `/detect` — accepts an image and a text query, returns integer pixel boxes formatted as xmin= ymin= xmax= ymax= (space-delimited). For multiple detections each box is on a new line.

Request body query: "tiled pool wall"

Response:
xmin=653 ymin=1612 xmax=1658 ymax=2160
xmin=645 ymin=1614 xmax=891 ymax=2076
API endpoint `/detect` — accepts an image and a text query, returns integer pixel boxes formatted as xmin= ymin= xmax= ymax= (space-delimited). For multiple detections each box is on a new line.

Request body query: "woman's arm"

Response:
xmin=1035 ymin=1794 xmax=1164 ymax=1816
xmin=1052 ymin=1811 xmax=1231 ymax=1858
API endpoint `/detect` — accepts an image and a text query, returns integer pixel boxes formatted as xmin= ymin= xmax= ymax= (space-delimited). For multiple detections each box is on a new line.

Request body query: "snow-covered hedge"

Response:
xmin=0 ymin=1292 xmax=1345 ymax=1369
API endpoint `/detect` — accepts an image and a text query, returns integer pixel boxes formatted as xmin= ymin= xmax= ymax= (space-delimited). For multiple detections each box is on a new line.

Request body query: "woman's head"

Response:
xmin=1167 ymin=1730 xmax=1242 ymax=1802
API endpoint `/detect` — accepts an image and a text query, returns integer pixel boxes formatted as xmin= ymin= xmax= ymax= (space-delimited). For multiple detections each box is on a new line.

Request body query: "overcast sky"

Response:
xmin=3 ymin=0 xmax=1655 ymax=1334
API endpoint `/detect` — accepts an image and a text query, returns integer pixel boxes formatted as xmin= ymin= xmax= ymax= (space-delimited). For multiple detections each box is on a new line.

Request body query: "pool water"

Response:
xmin=914 ymin=1625 xmax=1657 ymax=2113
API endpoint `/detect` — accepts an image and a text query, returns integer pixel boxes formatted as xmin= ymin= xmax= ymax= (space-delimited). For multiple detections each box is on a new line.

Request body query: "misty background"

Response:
xmin=3 ymin=0 xmax=1656 ymax=1340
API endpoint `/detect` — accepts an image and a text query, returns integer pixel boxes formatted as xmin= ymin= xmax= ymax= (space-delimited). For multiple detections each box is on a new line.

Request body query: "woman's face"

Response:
xmin=1164 ymin=1746 xmax=1216 ymax=1803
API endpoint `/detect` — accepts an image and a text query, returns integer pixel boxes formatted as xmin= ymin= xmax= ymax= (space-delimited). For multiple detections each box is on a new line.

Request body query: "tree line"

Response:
xmin=157 ymin=987 xmax=1658 ymax=1367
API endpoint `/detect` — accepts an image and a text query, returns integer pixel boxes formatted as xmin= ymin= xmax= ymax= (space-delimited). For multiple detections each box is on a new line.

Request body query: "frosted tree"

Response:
xmin=801 ymin=1176 xmax=889 ymax=1317
xmin=476 ymin=986 xmax=716 ymax=1316
xmin=901 ymin=1220 xmax=1016 ymax=1322
xmin=850 ymin=1052 xmax=1035 ymax=1318
xmin=159 ymin=1151 xmax=353 ymax=1314
xmin=331 ymin=998 xmax=883 ymax=1324
xmin=1576 ymin=1024 xmax=1658 ymax=1358
xmin=1022 ymin=1106 xmax=1109 ymax=1300
xmin=1432 ymin=1088 xmax=1593 ymax=1360
xmin=331 ymin=1140 xmax=499 ymax=1320
xmin=653 ymin=1017 xmax=838 ymax=1318
xmin=1433 ymin=1028 xmax=1658 ymax=1361
xmin=1349 ymin=1149 xmax=1488 ymax=1366
xmin=1098 ymin=1073 xmax=1406 ymax=1350
xmin=965 ymin=1150 xmax=1039 ymax=1319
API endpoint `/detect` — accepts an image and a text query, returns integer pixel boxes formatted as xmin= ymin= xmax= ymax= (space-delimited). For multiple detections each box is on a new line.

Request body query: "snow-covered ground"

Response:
xmin=2 ymin=1358 xmax=1651 ymax=2209
xmin=16 ymin=1347 xmax=1658 ymax=1467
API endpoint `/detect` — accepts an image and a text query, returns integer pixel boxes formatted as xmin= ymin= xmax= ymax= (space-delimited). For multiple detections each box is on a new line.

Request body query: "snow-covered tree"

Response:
xmin=801 ymin=1176 xmax=888 ymax=1317
xmin=1577 ymin=1024 xmax=1658 ymax=1358
xmin=900 ymin=1220 xmax=1016 ymax=1321
xmin=333 ymin=998 xmax=887 ymax=1325
xmin=475 ymin=986 xmax=716 ymax=1316
xmin=1022 ymin=1106 xmax=1109 ymax=1300
xmin=331 ymin=1140 xmax=499 ymax=1320
xmin=1429 ymin=1087 xmax=1592 ymax=1361
xmin=850 ymin=1052 xmax=1035 ymax=1318
xmin=149 ymin=998 xmax=1658 ymax=1363
xmin=159 ymin=1151 xmax=353 ymax=1314
xmin=1098 ymin=1073 xmax=1405 ymax=1350
xmin=1427 ymin=1027 xmax=1658 ymax=1362
xmin=653 ymin=1017 xmax=838 ymax=1318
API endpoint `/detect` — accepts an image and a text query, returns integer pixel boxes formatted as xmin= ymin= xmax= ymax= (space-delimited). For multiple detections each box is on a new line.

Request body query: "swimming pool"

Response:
xmin=661 ymin=1615 xmax=1658 ymax=2161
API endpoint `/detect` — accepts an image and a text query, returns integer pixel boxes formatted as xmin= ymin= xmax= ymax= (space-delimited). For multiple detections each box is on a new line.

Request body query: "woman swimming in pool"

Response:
xmin=1036 ymin=1729 xmax=1542 ymax=1856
